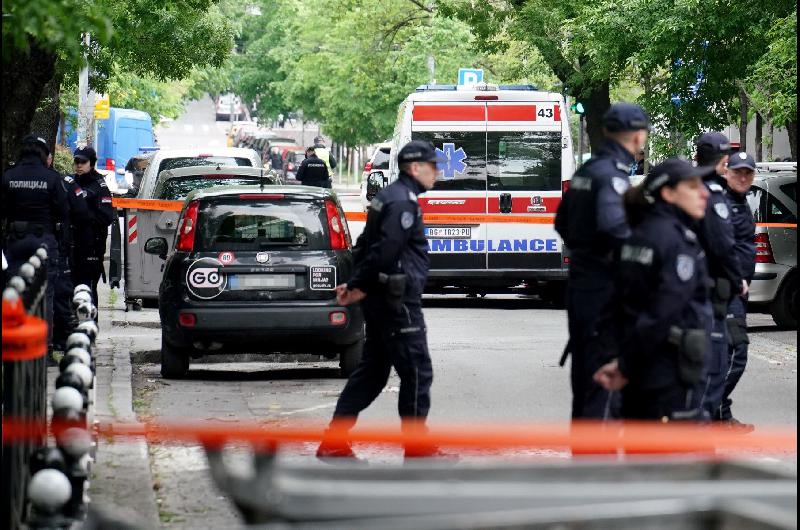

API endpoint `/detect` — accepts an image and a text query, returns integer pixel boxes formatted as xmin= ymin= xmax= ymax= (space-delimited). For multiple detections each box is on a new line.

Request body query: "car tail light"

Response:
xmin=105 ymin=158 xmax=115 ymax=172
xmin=564 ymin=256 xmax=570 ymax=264
xmin=238 ymin=194 xmax=285 ymax=200
xmin=754 ymin=232 xmax=775 ymax=263
xmin=325 ymin=200 xmax=348 ymax=250
xmin=364 ymin=161 xmax=373 ymax=172
xmin=198 ymin=153 xmax=213 ymax=158
xmin=474 ymin=95 xmax=499 ymax=100
xmin=176 ymin=201 xmax=200 ymax=252
xmin=179 ymin=313 xmax=197 ymax=327
xmin=329 ymin=311 xmax=347 ymax=325
xmin=562 ymin=180 xmax=570 ymax=194
xmin=287 ymin=163 xmax=295 ymax=171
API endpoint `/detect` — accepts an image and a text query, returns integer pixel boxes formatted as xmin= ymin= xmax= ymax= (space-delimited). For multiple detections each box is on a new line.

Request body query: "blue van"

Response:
xmin=58 ymin=107 xmax=156 ymax=174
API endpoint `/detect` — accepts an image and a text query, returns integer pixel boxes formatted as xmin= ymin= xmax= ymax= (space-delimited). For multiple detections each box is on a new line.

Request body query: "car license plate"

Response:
xmin=228 ymin=274 xmax=295 ymax=290
xmin=425 ymin=226 xmax=471 ymax=239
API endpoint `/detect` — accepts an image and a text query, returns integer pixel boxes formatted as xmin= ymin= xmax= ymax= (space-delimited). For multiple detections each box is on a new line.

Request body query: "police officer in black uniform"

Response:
xmin=718 ymin=151 xmax=757 ymax=430
xmin=2 ymin=134 xmax=69 ymax=346
xmin=296 ymin=147 xmax=332 ymax=188
xmin=593 ymin=159 xmax=712 ymax=420
xmin=70 ymin=146 xmax=115 ymax=312
xmin=693 ymin=133 xmax=744 ymax=419
xmin=555 ymin=103 xmax=650 ymax=419
xmin=317 ymin=140 xmax=441 ymax=460
xmin=52 ymin=159 xmax=90 ymax=351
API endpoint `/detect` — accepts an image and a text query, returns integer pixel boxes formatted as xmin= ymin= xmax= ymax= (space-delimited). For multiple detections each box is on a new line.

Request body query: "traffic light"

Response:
xmin=570 ymin=102 xmax=585 ymax=115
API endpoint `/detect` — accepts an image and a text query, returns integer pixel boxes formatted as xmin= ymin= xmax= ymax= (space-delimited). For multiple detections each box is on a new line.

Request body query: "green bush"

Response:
xmin=53 ymin=145 xmax=73 ymax=175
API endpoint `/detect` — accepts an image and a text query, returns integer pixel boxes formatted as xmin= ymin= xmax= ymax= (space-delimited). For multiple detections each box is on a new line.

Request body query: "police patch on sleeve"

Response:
xmin=676 ymin=254 xmax=695 ymax=282
xmin=611 ymin=176 xmax=629 ymax=195
xmin=400 ymin=211 xmax=414 ymax=230
xmin=714 ymin=202 xmax=729 ymax=219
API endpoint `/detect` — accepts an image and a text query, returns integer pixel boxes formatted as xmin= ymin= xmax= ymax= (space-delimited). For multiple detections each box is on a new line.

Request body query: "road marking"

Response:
xmin=280 ymin=403 xmax=336 ymax=416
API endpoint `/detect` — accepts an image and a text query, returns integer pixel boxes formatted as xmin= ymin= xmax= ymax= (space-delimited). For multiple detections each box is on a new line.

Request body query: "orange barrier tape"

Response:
xmin=3 ymin=418 xmax=796 ymax=454
xmin=112 ymin=198 xmax=184 ymax=211
xmin=756 ymin=223 xmax=797 ymax=228
xmin=344 ymin=212 xmax=556 ymax=225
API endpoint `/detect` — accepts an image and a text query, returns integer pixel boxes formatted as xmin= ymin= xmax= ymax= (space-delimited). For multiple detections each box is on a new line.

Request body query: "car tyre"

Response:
xmin=161 ymin=337 xmax=190 ymax=379
xmin=339 ymin=340 xmax=363 ymax=378
xmin=770 ymin=273 xmax=797 ymax=329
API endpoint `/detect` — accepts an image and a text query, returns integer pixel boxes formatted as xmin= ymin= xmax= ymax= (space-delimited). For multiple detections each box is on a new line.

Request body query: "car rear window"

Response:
xmin=748 ymin=186 xmax=797 ymax=223
xmin=155 ymin=176 xmax=269 ymax=200
xmin=196 ymin=199 xmax=328 ymax=251
xmin=372 ymin=148 xmax=391 ymax=170
xmin=158 ymin=157 xmax=252 ymax=174
xmin=779 ymin=181 xmax=796 ymax=204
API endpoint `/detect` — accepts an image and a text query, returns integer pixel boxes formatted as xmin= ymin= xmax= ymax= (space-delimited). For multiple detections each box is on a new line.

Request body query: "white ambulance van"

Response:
xmin=386 ymin=83 xmax=575 ymax=297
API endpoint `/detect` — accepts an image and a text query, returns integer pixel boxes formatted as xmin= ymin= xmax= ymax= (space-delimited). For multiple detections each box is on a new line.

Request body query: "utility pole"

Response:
xmin=77 ymin=33 xmax=93 ymax=147
xmin=427 ymin=55 xmax=435 ymax=85
xmin=578 ymin=114 xmax=585 ymax=167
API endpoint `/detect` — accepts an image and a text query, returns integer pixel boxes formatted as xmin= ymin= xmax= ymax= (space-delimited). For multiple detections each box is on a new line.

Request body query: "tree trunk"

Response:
xmin=583 ymin=80 xmax=611 ymax=153
xmin=766 ymin=115 xmax=774 ymax=161
xmin=738 ymin=88 xmax=748 ymax=152
xmin=29 ymin=70 xmax=65 ymax=156
xmin=2 ymin=41 xmax=58 ymax=169
xmin=786 ymin=119 xmax=797 ymax=161
xmin=754 ymin=112 xmax=763 ymax=162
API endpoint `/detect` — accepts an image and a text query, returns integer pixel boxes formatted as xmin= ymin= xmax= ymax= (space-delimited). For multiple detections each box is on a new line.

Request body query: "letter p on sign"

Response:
xmin=458 ymin=68 xmax=484 ymax=87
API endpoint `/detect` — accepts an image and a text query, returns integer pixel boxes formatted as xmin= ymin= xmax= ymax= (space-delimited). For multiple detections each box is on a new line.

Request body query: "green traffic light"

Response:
xmin=575 ymin=102 xmax=585 ymax=114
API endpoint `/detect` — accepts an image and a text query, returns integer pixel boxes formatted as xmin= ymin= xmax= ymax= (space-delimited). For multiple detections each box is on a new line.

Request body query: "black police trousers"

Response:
xmin=622 ymin=383 xmax=704 ymax=421
xmin=6 ymin=233 xmax=59 ymax=346
xmin=53 ymin=253 xmax=75 ymax=349
xmin=72 ymin=255 xmax=103 ymax=315
xmin=567 ymin=283 xmax=620 ymax=419
xmin=333 ymin=302 xmax=432 ymax=425
xmin=719 ymin=295 xmax=749 ymax=420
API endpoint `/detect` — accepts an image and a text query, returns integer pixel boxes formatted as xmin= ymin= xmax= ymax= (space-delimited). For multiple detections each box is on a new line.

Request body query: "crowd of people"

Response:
xmin=2 ymin=136 xmax=114 ymax=361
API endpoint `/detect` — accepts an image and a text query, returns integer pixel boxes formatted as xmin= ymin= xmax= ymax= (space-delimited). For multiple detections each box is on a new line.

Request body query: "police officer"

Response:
xmin=2 ymin=134 xmax=69 ymax=347
xmin=594 ymin=159 xmax=711 ymax=420
xmin=316 ymin=140 xmax=442 ymax=460
xmin=52 ymin=158 xmax=90 ymax=351
xmin=296 ymin=146 xmax=332 ymax=188
xmin=693 ymin=133 xmax=744 ymax=419
xmin=554 ymin=102 xmax=650 ymax=419
xmin=70 ymin=146 xmax=115 ymax=312
xmin=718 ymin=151 xmax=757 ymax=431
xmin=313 ymin=136 xmax=337 ymax=172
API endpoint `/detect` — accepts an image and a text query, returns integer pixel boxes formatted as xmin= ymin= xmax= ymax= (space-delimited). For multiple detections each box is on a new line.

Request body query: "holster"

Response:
xmin=669 ymin=326 xmax=706 ymax=386
xmin=378 ymin=272 xmax=406 ymax=314
xmin=726 ymin=316 xmax=749 ymax=347
xmin=712 ymin=278 xmax=732 ymax=320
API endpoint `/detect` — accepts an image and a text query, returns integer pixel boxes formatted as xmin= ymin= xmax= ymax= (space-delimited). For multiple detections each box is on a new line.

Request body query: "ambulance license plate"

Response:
xmin=425 ymin=226 xmax=471 ymax=239
xmin=228 ymin=274 xmax=295 ymax=290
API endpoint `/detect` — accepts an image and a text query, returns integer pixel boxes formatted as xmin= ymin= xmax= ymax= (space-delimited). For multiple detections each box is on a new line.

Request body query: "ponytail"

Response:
xmin=624 ymin=185 xmax=650 ymax=227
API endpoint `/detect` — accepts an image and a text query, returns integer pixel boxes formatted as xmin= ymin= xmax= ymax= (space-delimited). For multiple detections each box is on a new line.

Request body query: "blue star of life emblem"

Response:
xmin=435 ymin=143 xmax=467 ymax=180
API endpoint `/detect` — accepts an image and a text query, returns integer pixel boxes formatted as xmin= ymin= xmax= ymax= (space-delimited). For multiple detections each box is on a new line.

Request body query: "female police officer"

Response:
xmin=593 ymin=159 xmax=713 ymax=420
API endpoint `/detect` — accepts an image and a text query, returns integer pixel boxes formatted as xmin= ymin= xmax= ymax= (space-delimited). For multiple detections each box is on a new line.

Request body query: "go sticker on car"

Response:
xmin=186 ymin=258 xmax=226 ymax=299
xmin=310 ymin=266 xmax=336 ymax=290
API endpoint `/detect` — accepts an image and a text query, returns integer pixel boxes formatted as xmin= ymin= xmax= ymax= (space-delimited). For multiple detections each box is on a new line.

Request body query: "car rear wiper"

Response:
xmin=257 ymin=240 xmax=303 ymax=248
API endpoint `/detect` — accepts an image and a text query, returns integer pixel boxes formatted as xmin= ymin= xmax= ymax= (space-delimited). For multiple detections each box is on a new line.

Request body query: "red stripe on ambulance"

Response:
xmin=487 ymin=196 xmax=561 ymax=214
xmin=419 ymin=196 xmax=485 ymax=214
xmin=412 ymin=105 xmax=486 ymax=121
xmin=486 ymin=105 xmax=537 ymax=121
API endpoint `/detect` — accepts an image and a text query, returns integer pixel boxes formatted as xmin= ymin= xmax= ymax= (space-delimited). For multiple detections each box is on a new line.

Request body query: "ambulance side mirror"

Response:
xmin=366 ymin=172 xmax=386 ymax=200
xmin=144 ymin=237 xmax=168 ymax=260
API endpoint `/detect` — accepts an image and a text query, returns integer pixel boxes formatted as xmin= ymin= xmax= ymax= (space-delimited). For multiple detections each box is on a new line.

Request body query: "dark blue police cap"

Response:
xmin=73 ymin=146 xmax=97 ymax=163
xmin=602 ymin=103 xmax=651 ymax=132
xmin=643 ymin=158 xmax=714 ymax=198
xmin=727 ymin=151 xmax=756 ymax=170
xmin=22 ymin=134 xmax=50 ymax=155
xmin=397 ymin=140 xmax=438 ymax=164
xmin=695 ymin=132 xmax=731 ymax=162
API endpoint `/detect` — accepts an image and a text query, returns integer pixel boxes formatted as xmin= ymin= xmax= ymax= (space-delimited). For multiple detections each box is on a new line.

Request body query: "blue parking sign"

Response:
xmin=458 ymin=68 xmax=484 ymax=86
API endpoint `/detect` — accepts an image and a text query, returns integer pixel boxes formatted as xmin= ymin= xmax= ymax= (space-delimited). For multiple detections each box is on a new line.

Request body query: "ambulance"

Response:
xmin=385 ymin=83 xmax=575 ymax=297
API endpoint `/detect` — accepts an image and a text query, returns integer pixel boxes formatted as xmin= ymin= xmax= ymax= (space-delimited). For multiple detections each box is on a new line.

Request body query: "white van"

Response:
xmin=384 ymin=83 xmax=575 ymax=297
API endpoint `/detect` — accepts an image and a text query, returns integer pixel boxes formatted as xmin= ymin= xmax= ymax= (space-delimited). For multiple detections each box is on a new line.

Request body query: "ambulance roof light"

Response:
xmin=415 ymin=85 xmax=457 ymax=92
xmin=499 ymin=84 xmax=537 ymax=91
xmin=415 ymin=84 xmax=538 ymax=92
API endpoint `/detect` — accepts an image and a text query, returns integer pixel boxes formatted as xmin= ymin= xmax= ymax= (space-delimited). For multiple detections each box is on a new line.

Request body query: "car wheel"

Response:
xmin=771 ymin=273 xmax=797 ymax=329
xmin=339 ymin=340 xmax=363 ymax=378
xmin=161 ymin=337 xmax=190 ymax=379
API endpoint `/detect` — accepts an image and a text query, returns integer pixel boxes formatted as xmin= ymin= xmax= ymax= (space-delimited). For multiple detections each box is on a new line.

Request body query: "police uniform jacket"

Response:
xmin=296 ymin=154 xmax=330 ymax=187
xmin=727 ymin=189 xmax=756 ymax=283
xmin=1 ymin=155 xmax=68 ymax=233
xmin=555 ymin=140 xmax=635 ymax=289
xmin=73 ymin=169 xmax=114 ymax=260
xmin=699 ymin=173 xmax=742 ymax=289
xmin=61 ymin=175 xmax=91 ymax=254
xmin=614 ymin=203 xmax=711 ymax=390
xmin=347 ymin=171 xmax=428 ymax=306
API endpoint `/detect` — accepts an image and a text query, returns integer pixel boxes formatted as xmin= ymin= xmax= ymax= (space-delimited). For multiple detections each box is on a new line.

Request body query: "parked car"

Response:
xmin=747 ymin=169 xmax=797 ymax=328
xmin=281 ymin=146 xmax=307 ymax=184
xmin=359 ymin=142 xmax=392 ymax=211
xmin=216 ymin=93 xmax=245 ymax=121
xmin=145 ymin=185 xmax=365 ymax=378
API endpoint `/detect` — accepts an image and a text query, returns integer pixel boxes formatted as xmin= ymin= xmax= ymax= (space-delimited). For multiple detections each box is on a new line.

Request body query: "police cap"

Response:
xmin=22 ymin=134 xmax=50 ymax=155
xmin=695 ymin=132 xmax=731 ymax=162
xmin=602 ymin=103 xmax=651 ymax=132
xmin=727 ymin=151 xmax=756 ymax=170
xmin=643 ymin=158 xmax=714 ymax=199
xmin=397 ymin=140 xmax=438 ymax=164
xmin=73 ymin=146 xmax=97 ymax=163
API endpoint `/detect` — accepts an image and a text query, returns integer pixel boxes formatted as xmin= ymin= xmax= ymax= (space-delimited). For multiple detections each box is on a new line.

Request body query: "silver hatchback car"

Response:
xmin=747 ymin=168 xmax=797 ymax=329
